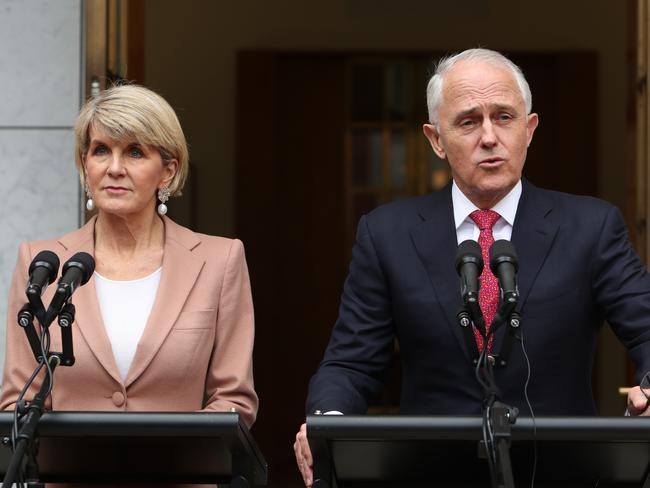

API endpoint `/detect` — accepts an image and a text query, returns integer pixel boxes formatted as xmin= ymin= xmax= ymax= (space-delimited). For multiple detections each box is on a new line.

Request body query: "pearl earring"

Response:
xmin=85 ymin=185 xmax=94 ymax=211
xmin=157 ymin=187 xmax=171 ymax=215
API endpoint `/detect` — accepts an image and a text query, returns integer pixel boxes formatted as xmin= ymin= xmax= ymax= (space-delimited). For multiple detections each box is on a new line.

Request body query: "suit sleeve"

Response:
xmin=591 ymin=205 xmax=650 ymax=382
xmin=201 ymin=239 xmax=258 ymax=428
xmin=0 ymin=242 xmax=52 ymax=411
xmin=306 ymin=215 xmax=396 ymax=414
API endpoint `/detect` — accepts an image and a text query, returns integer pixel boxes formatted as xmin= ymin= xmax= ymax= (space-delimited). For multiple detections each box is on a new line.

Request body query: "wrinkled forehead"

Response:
xmin=441 ymin=61 xmax=525 ymax=113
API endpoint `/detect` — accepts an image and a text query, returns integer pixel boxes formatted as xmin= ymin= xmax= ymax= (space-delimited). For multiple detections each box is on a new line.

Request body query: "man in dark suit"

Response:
xmin=294 ymin=48 xmax=650 ymax=486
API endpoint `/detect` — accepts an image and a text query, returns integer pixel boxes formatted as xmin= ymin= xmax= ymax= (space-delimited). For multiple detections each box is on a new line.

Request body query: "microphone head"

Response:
xmin=455 ymin=239 xmax=484 ymax=275
xmin=29 ymin=250 xmax=60 ymax=285
xmin=489 ymin=239 xmax=518 ymax=274
xmin=62 ymin=252 xmax=96 ymax=285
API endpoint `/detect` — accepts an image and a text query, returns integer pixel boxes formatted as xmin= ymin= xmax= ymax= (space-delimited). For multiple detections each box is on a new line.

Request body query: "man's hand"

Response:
xmin=294 ymin=422 xmax=313 ymax=487
xmin=627 ymin=386 xmax=650 ymax=415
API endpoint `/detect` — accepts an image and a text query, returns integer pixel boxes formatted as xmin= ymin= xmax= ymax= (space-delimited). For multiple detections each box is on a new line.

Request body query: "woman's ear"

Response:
xmin=162 ymin=159 xmax=178 ymax=189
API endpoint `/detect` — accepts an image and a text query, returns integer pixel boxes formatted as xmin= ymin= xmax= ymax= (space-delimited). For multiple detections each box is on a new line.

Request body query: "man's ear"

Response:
xmin=423 ymin=124 xmax=446 ymax=160
xmin=526 ymin=113 xmax=539 ymax=147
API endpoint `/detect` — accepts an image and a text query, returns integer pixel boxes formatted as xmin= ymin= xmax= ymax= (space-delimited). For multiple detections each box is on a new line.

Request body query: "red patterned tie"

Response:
xmin=469 ymin=209 xmax=501 ymax=352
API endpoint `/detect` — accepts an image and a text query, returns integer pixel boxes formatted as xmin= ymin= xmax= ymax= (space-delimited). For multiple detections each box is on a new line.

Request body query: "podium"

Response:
xmin=307 ymin=415 xmax=650 ymax=487
xmin=0 ymin=411 xmax=267 ymax=486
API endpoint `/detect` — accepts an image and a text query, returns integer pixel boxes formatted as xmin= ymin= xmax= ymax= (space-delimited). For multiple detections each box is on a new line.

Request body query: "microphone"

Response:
xmin=489 ymin=240 xmax=519 ymax=327
xmin=26 ymin=250 xmax=60 ymax=298
xmin=455 ymin=240 xmax=486 ymax=335
xmin=45 ymin=252 xmax=95 ymax=324
xmin=455 ymin=240 xmax=483 ymax=305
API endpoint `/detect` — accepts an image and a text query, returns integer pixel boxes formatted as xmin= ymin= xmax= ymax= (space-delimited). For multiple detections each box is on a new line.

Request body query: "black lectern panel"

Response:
xmin=307 ymin=416 xmax=650 ymax=487
xmin=0 ymin=411 xmax=267 ymax=485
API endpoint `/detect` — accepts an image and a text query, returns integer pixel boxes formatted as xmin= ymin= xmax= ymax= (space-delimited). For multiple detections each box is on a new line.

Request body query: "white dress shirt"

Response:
xmin=452 ymin=179 xmax=522 ymax=243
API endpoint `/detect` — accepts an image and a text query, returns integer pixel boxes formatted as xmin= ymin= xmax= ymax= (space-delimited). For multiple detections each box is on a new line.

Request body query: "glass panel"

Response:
xmin=351 ymin=64 xmax=384 ymax=121
xmin=351 ymin=129 xmax=383 ymax=187
xmin=387 ymin=63 xmax=408 ymax=121
xmin=389 ymin=130 xmax=406 ymax=188
xmin=352 ymin=193 xmax=380 ymax=225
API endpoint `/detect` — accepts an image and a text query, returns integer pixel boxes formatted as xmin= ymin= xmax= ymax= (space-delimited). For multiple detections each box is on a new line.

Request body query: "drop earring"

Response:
xmin=85 ymin=185 xmax=94 ymax=211
xmin=157 ymin=186 xmax=171 ymax=215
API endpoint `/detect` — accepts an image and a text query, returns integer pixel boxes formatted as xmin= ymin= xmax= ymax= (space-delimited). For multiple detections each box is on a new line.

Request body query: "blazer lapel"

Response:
xmin=511 ymin=179 xmax=559 ymax=310
xmin=58 ymin=216 xmax=123 ymax=384
xmin=125 ymin=217 xmax=205 ymax=387
xmin=410 ymin=185 xmax=471 ymax=360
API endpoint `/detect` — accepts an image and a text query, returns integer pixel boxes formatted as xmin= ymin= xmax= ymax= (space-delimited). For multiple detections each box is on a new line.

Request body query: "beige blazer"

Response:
xmin=0 ymin=216 xmax=258 ymax=428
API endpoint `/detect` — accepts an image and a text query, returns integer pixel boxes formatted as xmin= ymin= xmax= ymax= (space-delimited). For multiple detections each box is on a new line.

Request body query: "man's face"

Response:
xmin=423 ymin=60 xmax=538 ymax=208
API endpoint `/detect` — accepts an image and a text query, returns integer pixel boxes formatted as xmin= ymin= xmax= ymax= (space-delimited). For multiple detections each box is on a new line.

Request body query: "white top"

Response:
xmin=452 ymin=179 xmax=522 ymax=244
xmin=94 ymin=268 xmax=162 ymax=382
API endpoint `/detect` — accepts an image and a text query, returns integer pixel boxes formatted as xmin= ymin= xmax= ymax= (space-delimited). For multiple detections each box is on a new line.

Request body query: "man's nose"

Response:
xmin=480 ymin=120 xmax=497 ymax=147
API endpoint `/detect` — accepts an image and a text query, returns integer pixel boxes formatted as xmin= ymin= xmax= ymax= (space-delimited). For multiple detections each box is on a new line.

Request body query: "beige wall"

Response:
xmin=143 ymin=0 xmax=630 ymax=414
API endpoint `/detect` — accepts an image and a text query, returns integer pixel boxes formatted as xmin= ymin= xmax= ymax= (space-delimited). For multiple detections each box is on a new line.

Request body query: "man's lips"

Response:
xmin=478 ymin=157 xmax=504 ymax=166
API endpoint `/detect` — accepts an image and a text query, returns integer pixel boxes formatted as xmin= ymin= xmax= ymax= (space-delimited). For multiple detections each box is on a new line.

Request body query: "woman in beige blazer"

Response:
xmin=0 ymin=85 xmax=258 ymax=428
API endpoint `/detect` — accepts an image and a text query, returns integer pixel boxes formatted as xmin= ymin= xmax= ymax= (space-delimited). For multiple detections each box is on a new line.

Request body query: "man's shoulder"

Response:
xmin=364 ymin=186 xmax=449 ymax=225
xmin=524 ymin=182 xmax=617 ymax=216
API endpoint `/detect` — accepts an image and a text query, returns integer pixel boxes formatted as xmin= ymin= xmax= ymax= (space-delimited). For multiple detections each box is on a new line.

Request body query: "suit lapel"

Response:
xmin=409 ymin=180 xmax=559 ymax=359
xmin=511 ymin=179 xmax=559 ymax=310
xmin=58 ymin=217 xmax=123 ymax=384
xmin=410 ymin=185 xmax=471 ymax=360
xmin=125 ymin=217 xmax=204 ymax=387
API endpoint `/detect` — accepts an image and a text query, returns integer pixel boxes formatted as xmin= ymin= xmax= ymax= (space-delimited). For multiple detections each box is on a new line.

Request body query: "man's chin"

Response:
xmin=468 ymin=179 xmax=519 ymax=207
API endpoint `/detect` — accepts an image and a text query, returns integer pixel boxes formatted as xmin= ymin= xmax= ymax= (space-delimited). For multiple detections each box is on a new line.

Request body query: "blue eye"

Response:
xmin=128 ymin=145 xmax=144 ymax=158
xmin=92 ymin=144 xmax=108 ymax=155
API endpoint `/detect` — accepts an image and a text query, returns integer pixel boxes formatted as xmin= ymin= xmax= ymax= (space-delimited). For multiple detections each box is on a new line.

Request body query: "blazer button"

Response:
xmin=112 ymin=391 xmax=125 ymax=407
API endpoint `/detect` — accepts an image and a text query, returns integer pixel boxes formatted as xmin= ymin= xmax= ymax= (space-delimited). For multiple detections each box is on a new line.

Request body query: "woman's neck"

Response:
xmin=93 ymin=210 xmax=165 ymax=280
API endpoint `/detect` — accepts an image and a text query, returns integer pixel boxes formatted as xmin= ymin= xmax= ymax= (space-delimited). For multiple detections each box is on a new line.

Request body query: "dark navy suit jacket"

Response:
xmin=307 ymin=179 xmax=650 ymax=416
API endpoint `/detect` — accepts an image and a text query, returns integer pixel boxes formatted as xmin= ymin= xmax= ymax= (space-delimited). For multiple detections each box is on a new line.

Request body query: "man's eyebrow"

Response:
xmin=453 ymin=107 xmax=480 ymax=121
xmin=492 ymin=103 xmax=517 ymax=112
xmin=453 ymin=103 xmax=519 ymax=121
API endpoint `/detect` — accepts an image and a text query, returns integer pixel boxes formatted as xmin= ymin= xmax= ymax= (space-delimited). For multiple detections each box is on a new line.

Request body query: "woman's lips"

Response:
xmin=104 ymin=186 xmax=129 ymax=194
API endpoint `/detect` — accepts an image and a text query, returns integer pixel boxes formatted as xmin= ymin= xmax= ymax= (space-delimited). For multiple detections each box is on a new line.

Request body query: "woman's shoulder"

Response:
xmin=164 ymin=217 xmax=245 ymax=255
xmin=18 ymin=223 xmax=91 ymax=258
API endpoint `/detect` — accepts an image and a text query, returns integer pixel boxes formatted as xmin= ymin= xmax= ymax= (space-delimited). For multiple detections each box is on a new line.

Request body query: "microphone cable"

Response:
xmin=519 ymin=327 xmax=537 ymax=488
xmin=9 ymin=319 xmax=55 ymax=488
xmin=475 ymin=340 xmax=499 ymax=479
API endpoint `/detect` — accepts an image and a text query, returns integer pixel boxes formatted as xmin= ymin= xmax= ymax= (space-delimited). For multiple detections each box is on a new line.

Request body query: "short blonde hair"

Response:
xmin=74 ymin=84 xmax=189 ymax=196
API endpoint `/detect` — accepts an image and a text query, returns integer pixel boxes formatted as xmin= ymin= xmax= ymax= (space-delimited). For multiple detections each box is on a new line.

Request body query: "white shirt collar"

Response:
xmin=451 ymin=179 xmax=522 ymax=230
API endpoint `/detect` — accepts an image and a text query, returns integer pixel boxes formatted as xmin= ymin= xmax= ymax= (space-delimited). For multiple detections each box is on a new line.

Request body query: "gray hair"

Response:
xmin=426 ymin=48 xmax=532 ymax=127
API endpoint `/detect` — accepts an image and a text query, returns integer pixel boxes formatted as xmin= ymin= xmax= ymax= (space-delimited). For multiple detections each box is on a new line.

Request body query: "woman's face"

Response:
xmin=84 ymin=125 xmax=177 ymax=219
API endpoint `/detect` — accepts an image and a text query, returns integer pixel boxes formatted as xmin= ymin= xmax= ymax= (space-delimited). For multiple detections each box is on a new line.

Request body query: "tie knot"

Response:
xmin=470 ymin=209 xmax=501 ymax=231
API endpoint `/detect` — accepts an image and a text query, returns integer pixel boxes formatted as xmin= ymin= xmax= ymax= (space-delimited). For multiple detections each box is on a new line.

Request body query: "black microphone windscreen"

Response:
xmin=63 ymin=252 xmax=96 ymax=285
xmin=455 ymin=239 xmax=483 ymax=274
xmin=29 ymin=250 xmax=60 ymax=284
xmin=489 ymin=239 xmax=518 ymax=272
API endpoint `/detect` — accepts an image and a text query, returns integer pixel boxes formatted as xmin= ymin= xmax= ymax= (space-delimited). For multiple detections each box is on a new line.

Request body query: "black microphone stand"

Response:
xmin=3 ymin=301 xmax=76 ymax=487
xmin=2 ymin=355 xmax=59 ymax=488
xmin=474 ymin=312 xmax=521 ymax=488
xmin=458 ymin=300 xmax=521 ymax=488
